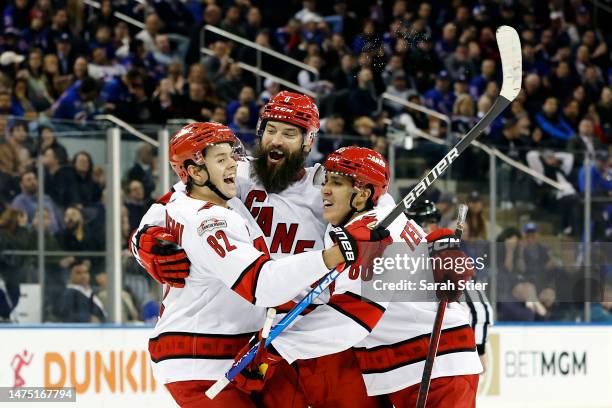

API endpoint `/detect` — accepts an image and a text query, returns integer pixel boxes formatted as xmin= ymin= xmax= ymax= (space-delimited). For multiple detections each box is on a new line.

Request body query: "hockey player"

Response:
xmin=141 ymin=122 xmax=391 ymax=407
xmin=240 ymin=147 xmax=483 ymax=408
xmin=132 ymin=91 xmax=390 ymax=407
xmin=406 ymin=199 xmax=494 ymax=371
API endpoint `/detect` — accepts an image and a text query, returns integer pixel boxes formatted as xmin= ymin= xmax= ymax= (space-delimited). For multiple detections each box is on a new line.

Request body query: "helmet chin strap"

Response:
xmin=334 ymin=186 xmax=375 ymax=227
xmin=191 ymin=165 xmax=232 ymax=201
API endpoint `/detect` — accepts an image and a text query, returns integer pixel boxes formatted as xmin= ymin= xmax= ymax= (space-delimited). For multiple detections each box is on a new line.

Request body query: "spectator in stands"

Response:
xmin=226 ymin=86 xmax=259 ymax=129
xmin=124 ymin=179 xmax=152 ymax=233
xmin=444 ymin=44 xmax=476 ymax=81
xmin=578 ymin=150 xmax=612 ymax=240
xmin=568 ymin=118 xmax=604 ymax=161
xmin=534 ymin=97 xmax=575 ymax=148
xmin=136 ymin=13 xmax=163 ymax=54
xmin=349 ymin=116 xmax=375 ymax=148
xmin=211 ymin=106 xmax=227 ymax=124
xmin=298 ymin=54 xmax=333 ymax=96
xmin=217 ymin=62 xmax=245 ymax=103
xmin=317 ymin=114 xmax=346 ymax=157
xmin=174 ymin=81 xmax=215 ymax=122
xmin=220 ymin=5 xmax=246 ymax=38
xmin=51 ymin=76 xmax=100 ymax=121
xmin=562 ymin=99 xmax=581 ymax=131
xmin=55 ymin=259 xmax=106 ymax=323
xmin=470 ymin=59 xmax=496 ymax=99
xmin=434 ymin=23 xmax=457 ymax=61
xmin=72 ymin=152 xmax=102 ymax=206
xmin=38 ymin=124 xmax=66 ymax=155
xmin=435 ymin=192 xmax=457 ymax=229
xmin=275 ymin=18 xmax=303 ymax=56
xmin=153 ymin=34 xmax=183 ymax=67
xmin=11 ymin=169 xmax=62 ymax=234
xmin=0 ymin=121 xmax=32 ymax=177
xmin=384 ymin=70 xmax=412 ymax=115
xmin=21 ymin=48 xmax=53 ymax=111
xmin=465 ymin=191 xmax=487 ymax=240
xmin=258 ymin=78 xmax=280 ymax=105
xmin=597 ymin=87 xmax=611 ymax=141
xmin=127 ymin=143 xmax=156 ymax=199
xmin=203 ymin=41 xmax=231 ymax=82
xmin=519 ymin=222 xmax=562 ymax=292
xmin=58 ymin=206 xmax=102 ymax=251
xmin=55 ymin=33 xmax=75 ymax=76
xmin=330 ymin=53 xmax=357 ymax=90
xmin=95 ymin=271 xmax=140 ymax=322
xmin=348 ymin=67 xmax=377 ymax=119
xmin=548 ymin=61 xmax=576 ymax=103
xmin=41 ymin=145 xmax=79 ymax=207
xmin=243 ymin=7 xmax=262 ymax=41
xmin=424 ymin=70 xmax=455 ymax=115
xmin=229 ymin=106 xmax=256 ymax=148
xmin=11 ymin=78 xmax=37 ymax=119
xmin=523 ymin=73 xmax=546 ymax=116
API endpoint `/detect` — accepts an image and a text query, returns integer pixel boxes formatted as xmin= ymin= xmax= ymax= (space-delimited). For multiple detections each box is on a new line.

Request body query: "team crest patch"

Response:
xmin=197 ymin=218 xmax=227 ymax=235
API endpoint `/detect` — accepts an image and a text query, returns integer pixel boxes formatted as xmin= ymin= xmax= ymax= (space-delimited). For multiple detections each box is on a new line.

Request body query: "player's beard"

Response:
xmin=252 ymin=143 xmax=306 ymax=193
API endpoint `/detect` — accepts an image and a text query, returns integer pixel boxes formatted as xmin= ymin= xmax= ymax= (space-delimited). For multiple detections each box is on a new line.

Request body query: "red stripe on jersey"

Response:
xmin=149 ymin=332 xmax=254 ymax=363
xmin=327 ymin=292 xmax=386 ymax=332
xmin=198 ymin=202 xmax=216 ymax=212
xmin=275 ymin=300 xmax=318 ymax=315
xmin=231 ymin=254 xmax=271 ymax=304
xmin=354 ymin=325 xmax=476 ymax=374
xmin=156 ymin=189 xmax=174 ymax=205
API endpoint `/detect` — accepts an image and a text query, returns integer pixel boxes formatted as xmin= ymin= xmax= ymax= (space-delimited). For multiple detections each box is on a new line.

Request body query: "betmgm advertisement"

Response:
xmin=477 ymin=326 xmax=612 ymax=408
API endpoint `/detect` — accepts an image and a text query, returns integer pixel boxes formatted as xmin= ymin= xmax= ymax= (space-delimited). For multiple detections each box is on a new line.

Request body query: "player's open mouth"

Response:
xmin=268 ymin=149 xmax=285 ymax=164
xmin=323 ymin=199 xmax=333 ymax=208
xmin=223 ymin=175 xmax=235 ymax=184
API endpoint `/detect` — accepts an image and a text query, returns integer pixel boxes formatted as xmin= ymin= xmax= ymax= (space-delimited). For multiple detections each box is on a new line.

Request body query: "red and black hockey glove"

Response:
xmin=329 ymin=215 xmax=392 ymax=272
xmin=426 ymin=228 xmax=475 ymax=302
xmin=132 ymin=225 xmax=190 ymax=288
xmin=232 ymin=333 xmax=283 ymax=394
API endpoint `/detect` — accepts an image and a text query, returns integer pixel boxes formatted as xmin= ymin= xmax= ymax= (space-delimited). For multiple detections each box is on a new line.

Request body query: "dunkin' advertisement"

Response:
xmin=0 ymin=327 xmax=174 ymax=407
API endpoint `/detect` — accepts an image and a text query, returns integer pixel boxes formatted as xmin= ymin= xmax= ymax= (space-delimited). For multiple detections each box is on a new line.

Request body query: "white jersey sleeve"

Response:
xmin=176 ymin=199 xmax=332 ymax=308
xmin=271 ymin=206 xmax=409 ymax=363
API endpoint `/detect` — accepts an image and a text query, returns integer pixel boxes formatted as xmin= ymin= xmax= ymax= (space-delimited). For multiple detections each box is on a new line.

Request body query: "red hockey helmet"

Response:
xmin=320 ymin=147 xmax=390 ymax=205
xmin=169 ymin=122 xmax=238 ymax=183
xmin=256 ymin=91 xmax=320 ymax=147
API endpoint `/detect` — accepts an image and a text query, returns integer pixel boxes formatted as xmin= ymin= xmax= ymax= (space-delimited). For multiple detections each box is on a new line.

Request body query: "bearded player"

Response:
xmin=132 ymin=92 xmax=391 ymax=407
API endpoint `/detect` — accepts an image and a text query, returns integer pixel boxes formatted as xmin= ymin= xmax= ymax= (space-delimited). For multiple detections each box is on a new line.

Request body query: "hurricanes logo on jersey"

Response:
xmin=198 ymin=218 xmax=227 ymax=235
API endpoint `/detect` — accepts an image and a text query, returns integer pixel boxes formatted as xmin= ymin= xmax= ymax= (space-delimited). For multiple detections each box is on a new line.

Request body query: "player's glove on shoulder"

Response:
xmin=132 ymin=225 xmax=190 ymax=288
xmin=232 ymin=332 xmax=283 ymax=394
xmin=329 ymin=215 xmax=392 ymax=271
xmin=426 ymin=228 xmax=474 ymax=302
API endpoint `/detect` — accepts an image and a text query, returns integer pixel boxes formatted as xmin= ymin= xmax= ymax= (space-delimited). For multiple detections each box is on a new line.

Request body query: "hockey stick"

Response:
xmin=205 ymin=25 xmax=521 ymax=400
xmin=416 ymin=204 xmax=468 ymax=408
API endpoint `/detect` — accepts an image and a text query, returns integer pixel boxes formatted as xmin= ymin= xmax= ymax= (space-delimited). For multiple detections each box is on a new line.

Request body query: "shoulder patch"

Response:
xmin=197 ymin=217 xmax=227 ymax=235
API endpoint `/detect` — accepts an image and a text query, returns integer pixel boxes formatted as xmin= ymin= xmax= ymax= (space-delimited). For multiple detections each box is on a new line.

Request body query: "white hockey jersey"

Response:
xmin=147 ymin=192 xmax=333 ymax=384
xmin=271 ymin=206 xmax=482 ymax=396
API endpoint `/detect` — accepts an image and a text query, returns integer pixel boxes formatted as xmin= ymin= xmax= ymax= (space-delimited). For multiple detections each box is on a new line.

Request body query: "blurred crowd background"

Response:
xmin=0 ymin=0 xmax=610 ymax=324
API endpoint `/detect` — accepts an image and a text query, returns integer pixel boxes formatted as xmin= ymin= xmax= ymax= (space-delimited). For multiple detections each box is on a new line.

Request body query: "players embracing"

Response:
xmin=131 ymin=91 xmax=483 ymax=407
